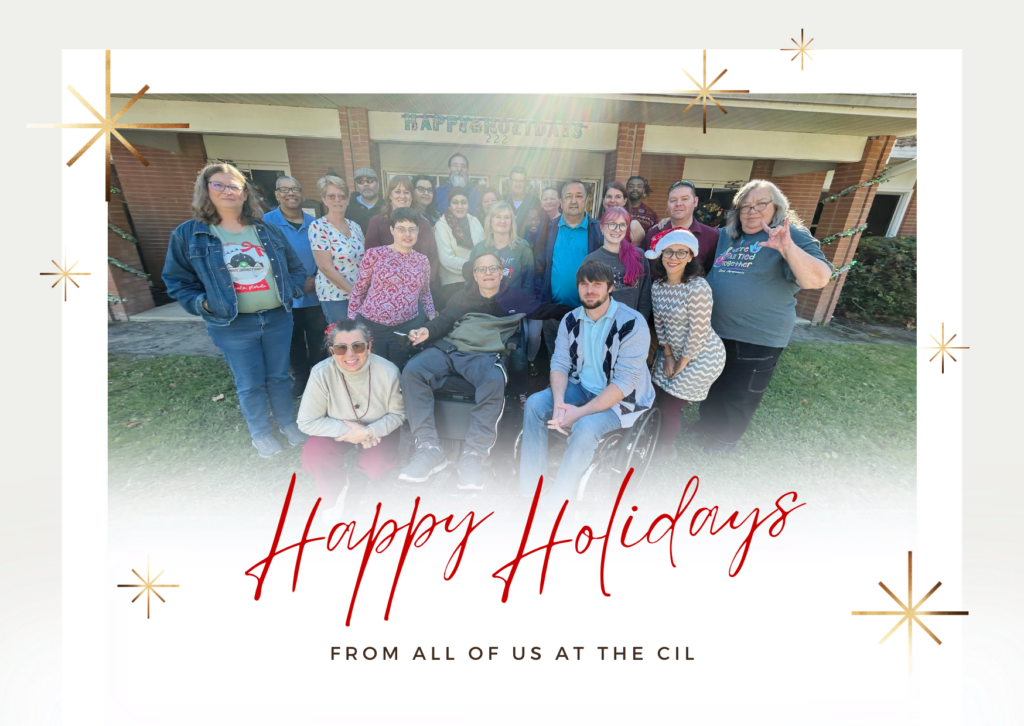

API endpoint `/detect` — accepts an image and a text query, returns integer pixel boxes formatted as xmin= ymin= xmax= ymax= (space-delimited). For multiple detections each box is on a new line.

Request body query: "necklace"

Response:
xmin=340 ymin=363 xmax=372 ymax=420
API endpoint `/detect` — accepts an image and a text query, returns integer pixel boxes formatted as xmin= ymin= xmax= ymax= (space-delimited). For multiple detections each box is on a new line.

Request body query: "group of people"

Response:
xmin=162 ymin=153 xmax=833 ymax=514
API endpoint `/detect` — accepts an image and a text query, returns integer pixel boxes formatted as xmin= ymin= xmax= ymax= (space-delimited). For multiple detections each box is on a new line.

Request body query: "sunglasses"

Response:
xmin=669 ymin=180 xmax=697 ymax=192
xmin=330 ymin=342 xmax=368 ymax=355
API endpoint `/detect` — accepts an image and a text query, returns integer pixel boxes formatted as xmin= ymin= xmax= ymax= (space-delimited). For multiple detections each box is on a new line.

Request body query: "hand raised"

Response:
xmin=759 ymin=217 xmax=793 ymax=251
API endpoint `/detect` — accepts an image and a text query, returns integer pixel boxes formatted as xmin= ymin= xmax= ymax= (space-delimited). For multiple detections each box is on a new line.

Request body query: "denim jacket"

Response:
xmin=162 ymin=218 xmax=307 ymax=327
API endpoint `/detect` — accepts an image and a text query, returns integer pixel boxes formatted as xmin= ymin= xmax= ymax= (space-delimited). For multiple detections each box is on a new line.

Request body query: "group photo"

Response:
xmin=106 ymin=92 xmax=918 ymax=524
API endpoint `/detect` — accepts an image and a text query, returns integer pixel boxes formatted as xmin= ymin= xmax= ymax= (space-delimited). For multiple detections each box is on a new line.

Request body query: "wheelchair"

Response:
xmin=411 ymin=333 xmax=526 ymax=487
xmin=511 ymin=405 xmax=662 ymax=502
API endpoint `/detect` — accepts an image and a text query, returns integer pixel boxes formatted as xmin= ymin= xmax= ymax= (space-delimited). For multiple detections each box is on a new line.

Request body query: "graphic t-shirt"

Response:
xmin=210 ymin=225 xmax=281 ymax=314
xmin=706 ymin=225 xmax=832 ymax=348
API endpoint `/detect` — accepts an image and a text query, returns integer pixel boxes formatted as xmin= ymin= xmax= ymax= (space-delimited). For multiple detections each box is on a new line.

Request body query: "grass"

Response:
xmin=108 ymin=342 xmax=916 ymax=514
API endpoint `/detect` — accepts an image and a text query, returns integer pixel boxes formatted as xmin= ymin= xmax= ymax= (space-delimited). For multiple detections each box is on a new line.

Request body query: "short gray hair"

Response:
xmin=317 ymin=175 xmax=349 ymax=199
xmin=275 ymin=175 xmax=301 ymax=190
xmin=724 ymin=179 xmax=806 ymax=240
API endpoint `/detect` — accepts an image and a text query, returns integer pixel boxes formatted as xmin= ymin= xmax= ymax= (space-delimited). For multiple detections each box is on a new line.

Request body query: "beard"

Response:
xmin=581 ymin=294 xmax=609 ymax=310
xmin=449 ymin=172 xmax=469 ymax=188
xmin=628 ymin=190 xmax=643 ymax=201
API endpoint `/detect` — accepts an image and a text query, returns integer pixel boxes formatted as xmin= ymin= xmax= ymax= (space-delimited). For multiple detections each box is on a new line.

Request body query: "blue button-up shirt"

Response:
xmin=263 ymin=206 xmax=317 ymax=308
xmin=551 ymin=213 xmax=591 ymax=306
xmin=579 ymin=298 xmax=619 ymax=395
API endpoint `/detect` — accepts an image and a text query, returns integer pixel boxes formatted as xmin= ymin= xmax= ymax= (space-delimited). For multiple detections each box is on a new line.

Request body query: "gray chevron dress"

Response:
xmin=651 ymin=277 xmax=726 ymax=401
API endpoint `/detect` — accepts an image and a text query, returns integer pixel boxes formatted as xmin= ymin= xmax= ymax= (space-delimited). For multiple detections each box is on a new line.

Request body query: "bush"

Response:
xmin=833 ymin=235 xmax=916 ymax=327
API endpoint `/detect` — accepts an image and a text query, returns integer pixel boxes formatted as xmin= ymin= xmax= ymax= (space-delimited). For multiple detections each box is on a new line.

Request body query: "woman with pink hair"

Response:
xmin=581 ymin=206 xmax=651 ymax=318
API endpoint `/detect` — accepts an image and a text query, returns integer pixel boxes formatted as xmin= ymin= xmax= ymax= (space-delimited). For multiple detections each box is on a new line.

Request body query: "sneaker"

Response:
xmin=456 ymin=452 xmax=486 ymax=490
xmin=279 ymin=422 xmax=307 ymax=447
xmin=398 ymin=446 xmax=447 ymax=483
xmin=252 ymin=434 xmax=283 ymax=458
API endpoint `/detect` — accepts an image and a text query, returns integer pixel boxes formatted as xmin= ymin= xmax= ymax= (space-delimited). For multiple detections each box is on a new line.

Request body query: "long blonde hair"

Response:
xmin=191 ymin=162 xmax=264 ymax=225
xmin=482 ymin=201 xmax=521 ymax=251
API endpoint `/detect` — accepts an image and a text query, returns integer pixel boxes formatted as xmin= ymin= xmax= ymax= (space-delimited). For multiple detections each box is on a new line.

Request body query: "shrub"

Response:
xmin=833 ymin=235 xmax=916 ymax=327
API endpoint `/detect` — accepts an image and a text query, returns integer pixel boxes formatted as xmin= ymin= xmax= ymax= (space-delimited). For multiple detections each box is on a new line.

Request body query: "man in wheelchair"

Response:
xmin=399 ymin=252 xmax=570 ymax=489
xmin=519 ymin=259 xmax=656 ymax=512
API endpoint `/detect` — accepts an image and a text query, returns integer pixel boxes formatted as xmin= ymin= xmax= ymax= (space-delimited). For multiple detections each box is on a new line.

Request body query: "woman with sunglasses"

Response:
xmin=644 ymin=229 xmax=725 ymax=464
xmin=693 ymin=180 xmax=833 ymax=453
xmin=582 ymin=206 xmax=651 ymax=318
xmin=297 ymin=319 xmax=405 ymax=517
xmin=162 ymin=163 xmax=309 ymax=459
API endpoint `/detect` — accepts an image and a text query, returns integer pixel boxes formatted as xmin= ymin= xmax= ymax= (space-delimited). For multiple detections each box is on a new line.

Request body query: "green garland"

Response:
xmin=108 ymin=256 xmax=149 ymax=278
xmin=821 ymin=166 xmax=891 ymax=205
xmin=819 ymin=224 xmax=868 ymax=246
xmin=108 ymin=294 xmax=126 ymax=304
xmin=108 ymin=223 xmax=137 ymax=244
xmin=110 ymin=186 xmax=122 ymax=195
xmin=830 ymin=260 xmax=858 ymax=280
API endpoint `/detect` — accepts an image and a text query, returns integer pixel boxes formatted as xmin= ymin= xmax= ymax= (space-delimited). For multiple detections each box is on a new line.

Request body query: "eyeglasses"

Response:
xmin=414 ymin=186 xmax=434 ymax=194
xmin=208 ymin=181 xmax=243 ymax=193
xmin=604 ymin=222 xmax=629 ymax=232
xmin=738 ymin=201 xmax=772 ymax=214
xmin=330 ymin=342 xmax=368 ymax=355
xmin=276 ymin=186 xmax=302 ymax=195
xmin=324 ymin=194 xmax=348 ymax=202
xmin=392 ymin=226 xmax=418 ymax=235
xmin=474 ymin=265 xmax=502 ymax=274
xmin=662 ymin=248 xmax=693 ymax=259
xmin=669 ymin=180 xmax=697 ymax=192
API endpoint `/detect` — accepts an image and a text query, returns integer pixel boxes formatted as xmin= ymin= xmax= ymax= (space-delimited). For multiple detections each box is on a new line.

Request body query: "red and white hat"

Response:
xmin=645 ymin=228 xmax=700 ymax=259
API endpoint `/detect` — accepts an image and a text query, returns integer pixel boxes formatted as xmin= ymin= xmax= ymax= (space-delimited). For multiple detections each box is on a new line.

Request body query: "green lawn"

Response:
xmin=108 ymin=342 xmax=916 ymax=512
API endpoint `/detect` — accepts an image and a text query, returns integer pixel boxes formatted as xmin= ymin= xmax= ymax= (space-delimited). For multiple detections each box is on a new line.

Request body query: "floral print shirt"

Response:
xmin=308 ymin=217 xmax=364 ymax=301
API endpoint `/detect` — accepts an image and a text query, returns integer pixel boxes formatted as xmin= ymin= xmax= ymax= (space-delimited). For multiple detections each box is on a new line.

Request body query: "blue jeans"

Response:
xmin=519 ymin=382 xmax=621 ymax=512
xmin=320 ymin=299 xmax=349 ymax=326
xmin=206 ymin=306 xmax=296 ymax=439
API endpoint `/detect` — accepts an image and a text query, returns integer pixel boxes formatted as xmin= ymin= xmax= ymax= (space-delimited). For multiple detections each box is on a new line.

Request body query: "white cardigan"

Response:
xmin=434 ymin=214 xmax=485 ymax=286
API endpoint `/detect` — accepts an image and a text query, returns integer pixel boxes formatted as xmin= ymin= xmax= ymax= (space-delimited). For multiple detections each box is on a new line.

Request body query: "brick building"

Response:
xmin=106 ymin=93 xmax=917 ymax=323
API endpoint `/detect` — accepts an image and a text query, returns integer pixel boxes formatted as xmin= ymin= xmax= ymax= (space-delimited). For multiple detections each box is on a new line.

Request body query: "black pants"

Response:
xmin=357 ymin=314 xmax=425 ymax=372
xmin=290 ymin=305 xmax=328 ymax=389
xmin=695 ymin=339 xmax=784 ymax=446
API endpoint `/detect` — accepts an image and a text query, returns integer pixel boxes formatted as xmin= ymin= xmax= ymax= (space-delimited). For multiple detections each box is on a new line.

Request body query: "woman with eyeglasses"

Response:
xmin=162 ymin=162 xmax=309 ymax=458
xmin=411 ymin=175 xmax=441 ymax=226
xmin=364 ymin=175 xmax=439 ymax=283
xmin=600 ymin=181 xmax=646 ymax=247
xmin=692 ymin=180 xmax=833 ymax=453
xmin=644 ymin=229 xmax=725 ymax=464
xmin=308 ymin=175 xmax=364 ymax=325
xmin=582 ymin=206 xmax=651 ymax=318
xmin=297 ymin=319 xmax=405 ymax=517
xmin=347 ymin=206 xmax=437 ymax=371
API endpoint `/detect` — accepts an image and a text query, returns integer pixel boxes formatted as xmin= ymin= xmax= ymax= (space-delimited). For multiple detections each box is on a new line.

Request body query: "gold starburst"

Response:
xmin=782 ymin=29 xmax=816 ymax=71
xmin=117 ymin=556 xmax=179 ymax=620
xmin=677 ymin=50 xmax=750 ymax=134
xmin=27 ymin=50 xmax=189 ymax=202
xmin=39 ymin=249 xmax=91 ymax=301
xmin=920 ymin=322 xmax=969 ymax=373
xmin=853 ymin=552 xmax=968 ymax=673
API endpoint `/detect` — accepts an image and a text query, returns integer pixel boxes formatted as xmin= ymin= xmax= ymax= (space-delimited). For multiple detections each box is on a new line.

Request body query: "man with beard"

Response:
xmin=399 ymin=252 xmax=571 ymax=489
xmin=626 ymin=175 xmax=660 ymax=232
xmin=436 ymin=153 xmax=480 ymax=214
xmin=519 ymin=259 xmax=655 ymax=512
xmin=346 ymin=168 xmax=383 ymax=233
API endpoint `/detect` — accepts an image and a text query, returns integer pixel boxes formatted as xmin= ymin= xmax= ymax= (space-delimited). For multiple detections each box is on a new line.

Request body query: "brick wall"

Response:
xmin=107 ymin=165 xmax=155 ymax=319
xmin=771 ymin=171 xmax=829 ymax=228
xmin=285 ymin=137 xmax=346 ymax=201
xmin=898 ymin=183 xmax=917 ymax=235
xmin=795 ymin=135 xmax=897 ymax=323
xmin=338 ymin=107 xmax=372 ymax=183
xmin=749 ymin=159 xmax=775 ymax=180
xmin=637 ymin=154 xmax=687 ymax=217
xmin=112 ymin=133 xmax=209 ymax=293
xmin=604 ymin=122 xmax=645 ymax=186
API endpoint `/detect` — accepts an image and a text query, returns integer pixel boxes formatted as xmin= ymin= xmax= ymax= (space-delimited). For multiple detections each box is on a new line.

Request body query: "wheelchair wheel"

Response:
xmin=614 ymin=408 xmax=661 ymax=486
